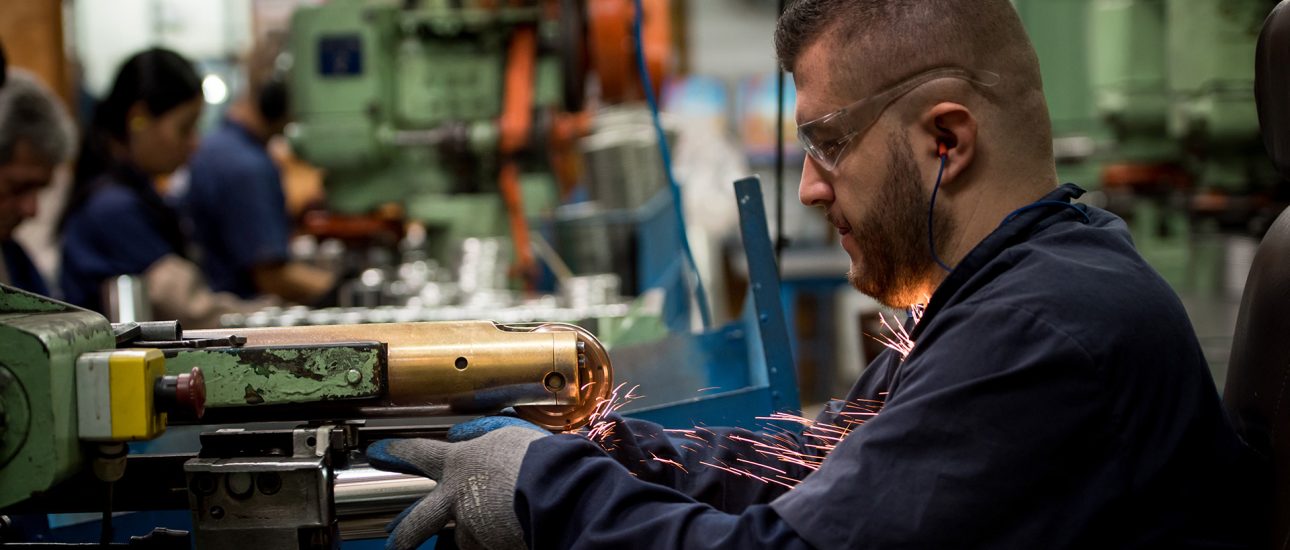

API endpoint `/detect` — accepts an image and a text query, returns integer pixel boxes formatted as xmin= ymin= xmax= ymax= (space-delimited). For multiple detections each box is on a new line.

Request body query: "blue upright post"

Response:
xmin=734 ymin=176 xmax=800 ymax=413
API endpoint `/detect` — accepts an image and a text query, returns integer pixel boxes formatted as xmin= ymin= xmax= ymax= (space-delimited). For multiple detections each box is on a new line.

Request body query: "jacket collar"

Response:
xmin=911 ymin=183 xmax=1087 ymax=339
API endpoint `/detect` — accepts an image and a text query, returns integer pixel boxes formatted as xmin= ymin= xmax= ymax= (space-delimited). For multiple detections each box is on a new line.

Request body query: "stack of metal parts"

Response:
xmin=221 ymin=236 xmax=630 ymax=329
xmin=553 ymin=105 xmax=677 ymax=293
xmin=222 ymin=301 xmax=631 ymax=329
xmin=581 ymin=106 xmax=673 ymax=211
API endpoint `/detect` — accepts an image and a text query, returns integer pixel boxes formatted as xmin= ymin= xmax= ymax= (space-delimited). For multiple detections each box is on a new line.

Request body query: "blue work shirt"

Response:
xmin=182 ymin=118 xmax=290 ymax=299
xmin=514 ymin=184 xmax=1257 ymax=549
xmin=60 ymin=168 xmax=185 ymax=312
xmin=2 ymin=239 xmax=48 ymax=296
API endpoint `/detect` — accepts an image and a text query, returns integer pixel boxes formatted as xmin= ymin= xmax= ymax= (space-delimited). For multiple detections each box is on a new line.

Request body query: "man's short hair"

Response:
xmin=775 ymin=0 xmax=1039 ymax=86
xmin=0 ymin=69 xmax=76 ymax=165
xmin=775 ymin=0 xmax=1053 ymax=159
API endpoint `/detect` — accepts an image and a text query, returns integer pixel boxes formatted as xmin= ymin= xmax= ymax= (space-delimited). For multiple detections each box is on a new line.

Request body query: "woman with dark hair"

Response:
xmin=60 ymin=48 xmax=268 ymax=327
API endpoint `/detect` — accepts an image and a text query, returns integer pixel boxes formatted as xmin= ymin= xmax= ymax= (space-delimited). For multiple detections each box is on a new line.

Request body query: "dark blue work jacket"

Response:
xmin=1 ymin=239 xmax=48 ymax=296
xmin=183 ymin=118 xmax=289 ymax=299
xmin=514 ymin=184 xmax=1257 ymax=549
xmin=60 ymin=168 xmax=186 ymax=312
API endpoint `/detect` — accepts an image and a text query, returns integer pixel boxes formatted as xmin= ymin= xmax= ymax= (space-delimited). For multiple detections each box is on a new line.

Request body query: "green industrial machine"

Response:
xmin=1016 ymin=0 xmax=1273 ymax=189
xmin=1012 ymin=0 xmax=1110 ymax=187
xmin=0 ymin=288 xmax=116 ymax=508
xmin=1089 ymin=0 xmax=1175 ymax=165
xmin=286 ymin=0 xmax=587 ymax=264
xmin=1167 ymin=0 xmax=1272 ymax=192
xmin=1016 ymin=0 xmax=1277 ymax=291
xmin=0 ymin=282 xmax=615 ymax=547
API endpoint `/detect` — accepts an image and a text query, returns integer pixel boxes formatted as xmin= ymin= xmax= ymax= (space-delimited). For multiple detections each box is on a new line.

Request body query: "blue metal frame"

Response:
xmin=734 ymin=176 xmax=800 ymax=413
xmin=624 ymin=176 xmax=801 ymax=429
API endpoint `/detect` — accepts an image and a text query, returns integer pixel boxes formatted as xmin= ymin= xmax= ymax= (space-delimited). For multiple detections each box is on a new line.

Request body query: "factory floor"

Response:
xmin=1164 ymin=232 xmax=1258 ymax=393
xmin=1181 ymin=291 xmax=1242 ymax=393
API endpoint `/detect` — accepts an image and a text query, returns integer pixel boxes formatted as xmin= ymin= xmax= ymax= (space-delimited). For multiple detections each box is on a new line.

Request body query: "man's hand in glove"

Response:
xmin=446 ymin=410 xmax=543 ymax=442
xmin=366 ymin=427 xmax=547 ymax=550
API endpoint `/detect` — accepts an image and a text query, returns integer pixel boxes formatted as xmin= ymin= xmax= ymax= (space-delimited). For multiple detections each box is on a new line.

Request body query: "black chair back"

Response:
xmin=1225 ymin=2 xmax=1290 ymax=546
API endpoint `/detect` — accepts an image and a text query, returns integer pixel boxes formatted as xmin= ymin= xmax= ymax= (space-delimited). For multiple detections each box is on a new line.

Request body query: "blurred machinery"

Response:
xmin=1014 ymin=0 xmax=1281 ymax=294
xmin=227 ymin=0 xmax=707 ymax=355
xmin=285 ymin=0 xmax=672 ymax=292
xmin=1015 ymin=0 xmax=1275 ymax=191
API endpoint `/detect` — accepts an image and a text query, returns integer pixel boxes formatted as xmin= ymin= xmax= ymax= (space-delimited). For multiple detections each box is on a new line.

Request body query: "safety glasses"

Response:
xmin=796 ymin=67 xmax=1001 ymax=171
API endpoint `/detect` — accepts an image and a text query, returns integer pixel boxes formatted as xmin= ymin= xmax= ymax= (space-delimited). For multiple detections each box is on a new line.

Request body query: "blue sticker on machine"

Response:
xmin=318 ymin=35 xmax=362 ymax=77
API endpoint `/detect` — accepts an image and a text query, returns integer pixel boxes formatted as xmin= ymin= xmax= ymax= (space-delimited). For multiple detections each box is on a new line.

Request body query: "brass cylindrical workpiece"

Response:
xmin=187 ymin=321 xmax=612 ymax=431
xmin=381 ymin=321 xmax=582 ymax=408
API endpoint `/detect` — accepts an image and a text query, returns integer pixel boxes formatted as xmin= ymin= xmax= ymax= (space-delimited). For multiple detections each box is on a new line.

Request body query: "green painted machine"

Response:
xmin=1015 ymin=0 xmax=1273 ymax=190
xmin=1012 ymin=0 xmax=1110 ymax=186
xmin=1015 ymin=0 xmax=1279 ymax=291
xmin=0 ymin=287 xmax=117 ymax=510
xmin=1166 ymin=0 xmax=1272 ymax=192
xmin=285 ymin=0 xmax=591 ymax=268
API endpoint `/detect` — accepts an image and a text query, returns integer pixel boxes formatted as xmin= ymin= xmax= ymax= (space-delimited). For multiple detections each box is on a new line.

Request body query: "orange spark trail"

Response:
xmin=649 ymin=452 xmax=689 ymax=473
xmin=693 ymin=393 xmax=888 ymax=488
xmin=866 ymin=302 xmax=927 ymax=361
xmin=583 ymin=383 xmax=643 ymax=445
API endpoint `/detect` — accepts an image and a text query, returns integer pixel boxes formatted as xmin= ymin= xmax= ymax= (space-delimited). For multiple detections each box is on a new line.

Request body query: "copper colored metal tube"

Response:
xmin=188 ymin=321 xmax=612 ymax=431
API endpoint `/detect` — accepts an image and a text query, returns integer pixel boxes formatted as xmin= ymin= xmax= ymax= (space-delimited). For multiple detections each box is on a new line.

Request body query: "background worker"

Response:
xmin=0 ymin=69 xmax=75 ymax=296
xmin=182 ymin=41 xmax=335 ymax=305
xmin=366 ymin=1 xmax=1257 ymax=548
xmin=59 ymin=47 xmax=268 ymax=327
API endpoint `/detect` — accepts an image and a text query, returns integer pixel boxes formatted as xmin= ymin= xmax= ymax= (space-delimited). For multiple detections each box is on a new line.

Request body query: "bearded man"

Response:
xmin=366 ymin=1 xmax=1258 ymax=548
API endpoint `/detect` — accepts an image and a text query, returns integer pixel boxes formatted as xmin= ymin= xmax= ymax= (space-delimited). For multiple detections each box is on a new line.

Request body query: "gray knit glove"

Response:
xmin=366 ymin=427 xmax=546 ymax=550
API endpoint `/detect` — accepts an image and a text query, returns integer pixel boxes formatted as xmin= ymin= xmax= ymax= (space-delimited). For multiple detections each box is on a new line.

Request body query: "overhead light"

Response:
xmin=202 ymin=74 xmax=228 ymax=105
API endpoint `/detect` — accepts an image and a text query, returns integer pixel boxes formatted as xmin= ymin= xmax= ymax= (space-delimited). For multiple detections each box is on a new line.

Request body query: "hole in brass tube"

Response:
xmin=543 ymin=372 xmax=566 ymax=392
xmin=455 ymin=357 xmax=468 ymax=370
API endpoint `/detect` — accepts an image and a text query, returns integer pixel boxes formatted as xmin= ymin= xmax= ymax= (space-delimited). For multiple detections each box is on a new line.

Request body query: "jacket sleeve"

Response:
xmin=514 ymin=433 xmax=815 ymax=550
xmin=770 ymin=302 xmax=1113 ymax=549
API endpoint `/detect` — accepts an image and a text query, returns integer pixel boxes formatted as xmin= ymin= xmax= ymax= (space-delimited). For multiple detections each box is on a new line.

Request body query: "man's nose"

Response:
xmin=798 ymin=156 xmax=834 ymax=207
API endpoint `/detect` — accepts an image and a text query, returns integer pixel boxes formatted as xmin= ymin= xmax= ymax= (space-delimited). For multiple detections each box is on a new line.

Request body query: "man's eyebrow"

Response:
xmin=796 ymin=105 xmax=825 ymax=125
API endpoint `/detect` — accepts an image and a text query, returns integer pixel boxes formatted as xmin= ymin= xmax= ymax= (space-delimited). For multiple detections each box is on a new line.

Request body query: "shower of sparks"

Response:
xmin=867 ymin=302 xmax=927 ymax=360
xmin=699 ymin=459 xmax=798 ymax=490
xmin=836 ymin=398 xmax=885 ymax=428
xmin=688 ymin=396 xmax=887 ymax=489
xmin=582 ymin=383 xmax=643 ymax=446
xmin=578 ymin=379 xmax=894 ymax=490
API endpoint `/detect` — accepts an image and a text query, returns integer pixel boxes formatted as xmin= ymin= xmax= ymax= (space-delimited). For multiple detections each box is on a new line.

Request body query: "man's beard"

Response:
xmin=846 ymin=132 xmax=954 ymax=309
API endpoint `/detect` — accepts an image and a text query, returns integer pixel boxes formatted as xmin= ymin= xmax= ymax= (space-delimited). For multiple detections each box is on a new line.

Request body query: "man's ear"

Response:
xmin=919 ymin=102 xmax=977 ymax=186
